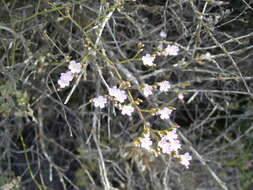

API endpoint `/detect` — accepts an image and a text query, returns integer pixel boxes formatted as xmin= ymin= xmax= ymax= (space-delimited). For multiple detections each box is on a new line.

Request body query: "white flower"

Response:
xmin=204 ymin=52 xmax=212 ymax=59
xmin=68 ymin=60 xmax=82 ymax=73
xmin=178 ymin=93 xmax=184 ymax=100
xmin=158 ymin=141 xmax=181 ymax=154
xmin=163 ymin=129 xmax=178 ymax=142
xmin=158 ymin=141 xmax=173 ymax=154
xmin=142 ymin=54 xmax=155 ymax=66
xmin=164 ymin=45 xmax=179 ymax=56
xmin=121 ymin=105 xmax=134 ymax=116
xmin=108 ymin=86 xmax=127 ymax=103
xmin=61 ymin=71 xmax=73 ymax=81
xmin=158 ymin=129 xmax=181 ymax=154
xmin=140 ymin=133 xmax=153 ymax=150
xmin=179 ymin=152 xmax=192 ymax=168
xmin=143 ymin=84 xmax=153 ymax=97
xmin=157 ymin=107 xmax=173 ymax=120
xmin=57 ymin=71 xmax=73 ymax=88
xmin=169 ymin=139 xmax=182 ymax=152
xmin=93 ymin=96 xmax=107 ymax=109
xmin=58 ymin=79 xmax=70 ymax=88
xmin=159 ymin=31 xmax=167 ymax=38
xmin=108 ymin=86 xmax=118 ymax=97
xmin=158 ymin=81 xmax=171 ymax=92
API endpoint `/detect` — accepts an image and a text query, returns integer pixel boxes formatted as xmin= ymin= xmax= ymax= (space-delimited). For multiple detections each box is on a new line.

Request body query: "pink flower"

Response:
xmin=58 ymin=71 xmax=73 ymax=88
xmin=69 ymin=60 xmax=82 ymax=73
xmin=108 ymin=86 xmax=127 ymax=103
xmin=142 ymin=54 xmax=155 ymax=66
xmin=143 ymin=84 xmax=153 ymax=97
xmin=156 ymin=107 xmax=173 ymax=120
xmin=58 ymin=79 xmax=70 ymax=88
xmin=163 ymin=129 xmax=178 ymax=142
xmin=158 ymin=129 xmax=181 ymax=154
xmin=158 ymin=142 xmax=173 ymax=154
xmin=158 ymin=81 xmax=171 ymax=92
xmin=159 ymin=142 xmax=181 ymax=154
xmin=169 ymin=139 xmax=182 ymax=152
xmin=121 ymin=105 xmax=134 ymax=116
xmin=179 ymin=152 xmax=192 ymax=168
xmin=140 ymin=132 xmax=153 ymax=150
xmin=60 ymin=71 xmax=73 ymax=81
xmin=93 ymin=96 xmax=107 ymax=109
xmin=164 ymin=45 xmax=179 ymax=56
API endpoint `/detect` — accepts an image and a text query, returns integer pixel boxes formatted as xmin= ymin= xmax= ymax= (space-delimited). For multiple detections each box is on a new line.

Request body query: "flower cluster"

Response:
xmin=87 ymin=41 xmax=192 ymax=169
xmin=92 ymin=81 xmax=173 ymax=116
xmin=159 ymin=129 xmax=192 ymax=168
xmin=91 ymin=86 xmax=135 ymax=117
xmin=138 ymin=128 xmax=192 ymax=168
xmin=58 ymin=60 xmax=82 ymax=88
xmin=141 ymin=43 xmax=180 ymax=67
xmin=158 ymin=129 xmax=181 ymax=154
xmin=156 ymin=107 xmax=173 ymax=120
xmin=108 ymin=86 xmax=127 ymax=103
xmin=139 ymin=132 xmax=153 ymax=150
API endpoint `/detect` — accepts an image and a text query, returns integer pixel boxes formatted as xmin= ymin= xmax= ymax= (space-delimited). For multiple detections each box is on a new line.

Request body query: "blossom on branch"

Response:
xmin=143 ymin=84 xmax=153 ymax=97
xmin=158 ymin=129 xmax=181 ymax=155
xmin=93 ymin=96 xmax=107 ymax=109
xmin=58 ymin=71 xmax=73 ymax=88
xmin=158 ymin=140 xmax=181 ymax=154
xmin=69 ymin=60 xmax=82 ymax=74
xmin=108 ymin=86 xmax=127 ymax=103
xmin=140 ymin=132 xmax=153 ymax=150
xmin=142 ymin=54 xmax=156 ymax=66
xmin=156 ymin=107 xmax=173 ymax=120
xmin=121 ymin=105 xmax=134 ymax=116
xmin=179 ymin=152 xmax=192 ymax=169
xmin=158 ymin=81 xmax=171 ymax=92
xmin=164 ymin=45 xmax=179 ymax=56
xmin=163 ymin=129 xmax=178 ymax=142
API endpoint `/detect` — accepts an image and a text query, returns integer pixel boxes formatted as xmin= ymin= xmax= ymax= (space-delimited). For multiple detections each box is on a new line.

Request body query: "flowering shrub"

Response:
xmin=4 ymin=0 xmax=252 ymax=189
xmin=56 ymin=43 xmax=192 ymax=168
xmin=78 ymin=44 xmax=193 ymax=168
